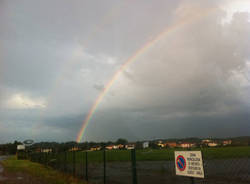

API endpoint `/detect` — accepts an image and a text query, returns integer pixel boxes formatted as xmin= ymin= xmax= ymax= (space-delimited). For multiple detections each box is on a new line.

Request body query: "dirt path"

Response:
xmin=0 ymin=156 xmax=45 ymax=184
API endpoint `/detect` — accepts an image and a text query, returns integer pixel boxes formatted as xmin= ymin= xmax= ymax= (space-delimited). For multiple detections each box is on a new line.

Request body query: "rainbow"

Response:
xmin=76 ymin=8 xmax=216 ymax=142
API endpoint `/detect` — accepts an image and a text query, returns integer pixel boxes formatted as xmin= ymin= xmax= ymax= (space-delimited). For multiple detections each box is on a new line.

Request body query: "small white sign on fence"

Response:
xmin=175 ymin=151 xmax=204 ymax=178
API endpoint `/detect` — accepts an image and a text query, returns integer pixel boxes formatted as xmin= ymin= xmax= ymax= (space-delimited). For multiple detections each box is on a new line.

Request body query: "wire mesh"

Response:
xmin=106 ymin=149 xmax=132 ymax=184
xmin=28 ymin=146 xmax=250 ymax=184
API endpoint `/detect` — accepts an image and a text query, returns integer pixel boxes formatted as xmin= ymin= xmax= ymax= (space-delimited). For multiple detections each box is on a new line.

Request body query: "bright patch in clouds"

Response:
xmin=221 ymin=0 xmax=250 ymax=23
xmin=6 ymin=94 xmax=46 ymax=109
xmin=106 ymin=57 xmax=117 ymax=65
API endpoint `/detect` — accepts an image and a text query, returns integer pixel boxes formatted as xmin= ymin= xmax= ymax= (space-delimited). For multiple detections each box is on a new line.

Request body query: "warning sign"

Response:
xmin=175 ymin=151 xmax=204 ymax=178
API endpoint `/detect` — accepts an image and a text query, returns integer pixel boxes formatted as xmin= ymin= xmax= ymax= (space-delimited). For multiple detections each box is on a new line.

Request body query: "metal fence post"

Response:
xmin=64 ymin=151 xmax=67 ymax=172
xmin=73 ymin=151 xmax=76 ymax=177
xmin=103 ymin=149 xmax=106 ymax=184
xmin=85 ymin=151 xmax=88 ymax=181
xmin=82 ymin=152 xmax=85 ymax=179
xmin=42 ymin=153 xmax=44 ymax=164
xmin=131 ymin=149 xmax=138 ymax=184
xmin=57 ymin=152 xmax=60 ymax=171
xmin=190 ymin=177 xmax=195 ymax=184
xmin=45 ymin=153 xmax=47 ymax=165
xmin=36 ymin=153 xmax=43 ymax=164
xmin=47 ymin=152 xmax=49 ymax=166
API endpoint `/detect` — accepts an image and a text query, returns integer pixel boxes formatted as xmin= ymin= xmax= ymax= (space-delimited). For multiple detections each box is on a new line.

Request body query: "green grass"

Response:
xmin=201 ymin=146 xmax=250 ymax=159
xmin=31 ymin=146 xmax=250 ymax=164
xmin=73 ymin=146 xmax=250 ymax=162
xmin=1 ymin=156 xmax=86 ymax=184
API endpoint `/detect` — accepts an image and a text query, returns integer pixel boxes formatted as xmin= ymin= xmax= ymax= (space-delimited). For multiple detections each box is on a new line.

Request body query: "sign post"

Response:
xmin=175 ymin=151 xmax=204 ymax=183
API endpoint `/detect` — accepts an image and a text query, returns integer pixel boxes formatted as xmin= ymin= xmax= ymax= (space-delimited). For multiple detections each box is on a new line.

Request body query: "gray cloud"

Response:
xmin=0 ymin=0 xmax=250 ymax=143
xmin=93 ymin=83 xmax=105 ymax=91
xmin=85 ymin=2 xmax=250 ymax=141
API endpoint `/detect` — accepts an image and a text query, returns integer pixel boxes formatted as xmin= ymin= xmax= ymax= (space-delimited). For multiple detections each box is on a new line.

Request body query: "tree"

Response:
xmin=135 ymin=141 xmax=143 ymax=149
xmin=116 ymin=138 xmax=128 ymax=145
xmin=149 ymin=142 xmax=159 ymax=149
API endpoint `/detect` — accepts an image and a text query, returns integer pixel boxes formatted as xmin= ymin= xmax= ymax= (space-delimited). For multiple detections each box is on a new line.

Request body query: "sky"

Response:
xmin=0 ymin=0 xmax=250 ymax=143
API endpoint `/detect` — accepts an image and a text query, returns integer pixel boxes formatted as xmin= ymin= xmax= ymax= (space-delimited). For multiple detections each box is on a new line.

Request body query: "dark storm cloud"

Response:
xmin=85 ymin=104 xmax=250 ymax=142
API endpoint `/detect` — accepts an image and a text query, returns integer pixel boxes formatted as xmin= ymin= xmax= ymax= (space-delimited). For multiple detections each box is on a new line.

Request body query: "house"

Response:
xmin=165 ymin=142 xmax=177 ymax=148
xmin=157 ymin=141 xmax=165 ymax=148
xmin=222 ymin=140 xmax=232 ymax=146
xmin=105 ymin=145 xmax=114 ymax=150
xmin=202 ymin=139 xmax=215 ymax=147
xmin=143 ymin=142 xmax=149 ymax=149
xmin=41 ymin=148 xmax=52 ymax=153
xmin=179 ymin=142 xmax=195 ymax=148
xmin=105 ymin=144 xmax=125 ymax=150
xmin=113 ymin=145 xmax=119 ymax=149
xmin=116 ymin=144 xmax=125 ymax=149
xmin=69 ymin=147 xmax=80 ymax=151
xmin=90 ymin=146 xmax=101 ymax=151
xmin=202 ymin=139 xmax=211 ymax=144
xmin=208 ymin=142 xmax=218 ymax=147
xmin=125 ymin=144 xmax=135 ymax=150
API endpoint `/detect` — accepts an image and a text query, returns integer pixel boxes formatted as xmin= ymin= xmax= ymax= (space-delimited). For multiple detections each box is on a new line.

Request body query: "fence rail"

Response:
xmin=27 ymin=147 xmax=250 ymax=184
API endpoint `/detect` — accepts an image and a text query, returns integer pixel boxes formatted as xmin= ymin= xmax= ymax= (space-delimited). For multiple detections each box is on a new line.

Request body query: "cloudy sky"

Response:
xmin=0 ymin=0 xmax=250 ymax=143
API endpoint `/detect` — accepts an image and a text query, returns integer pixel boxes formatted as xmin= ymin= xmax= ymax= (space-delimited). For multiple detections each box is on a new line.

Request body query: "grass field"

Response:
xmin=2 ymin=156 xmax=86 ymax=184
xmin=54 ymin=146 xmax=250 ymax=163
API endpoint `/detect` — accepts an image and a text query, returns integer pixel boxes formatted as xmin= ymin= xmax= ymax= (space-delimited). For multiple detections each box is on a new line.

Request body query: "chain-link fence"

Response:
xmin=28 ymin=146 xmax=250 ymax=184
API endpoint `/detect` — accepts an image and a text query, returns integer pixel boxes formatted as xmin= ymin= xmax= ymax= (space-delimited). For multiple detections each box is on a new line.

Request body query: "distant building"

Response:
xmin=157 ymin=141 xmax=165 ymax=148
xmin=222 ymin=140 xmax=232 ymax=146
xmin=143 ymin=142 xmax=149 ymax=149
xmin=208 ymin=142 xmax=218 ymax=147
xmin=105 ymin=145 xmax=114 ymax=150
xmin=202 ymin=139 xmax=212 ymax=143
xmin=202 ymin=139 xmax=213 ymax=146
xmin=69 ymin=147 xmax=80 ymax=151
xmin=116 ymin=144 xmax=125 ymax=149
xmin=105 ymin=144 xmax=123 ymax=150
xmin=125 ymin=144 xmax=135 ymax=150
xmin=179 ymin=142 xmax=195 ymax=148
xmin=165 ymin=142 xmax=177 ymax=148
xmin=41 ymin=148 xmax=52 ymax=153
xmin=90 ymin=146 xmax=101 ymax=151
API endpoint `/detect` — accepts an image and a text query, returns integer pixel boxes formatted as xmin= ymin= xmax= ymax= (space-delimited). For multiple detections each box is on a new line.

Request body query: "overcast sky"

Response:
xmin=0 ymin=0 xmax=250 ymax=143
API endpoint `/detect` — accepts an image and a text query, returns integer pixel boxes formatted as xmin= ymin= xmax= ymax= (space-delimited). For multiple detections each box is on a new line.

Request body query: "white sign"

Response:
xmin=17 ymin=144 xmax=25 ymax=150
xmin=175 ymin=151 xmax=204 ymax=178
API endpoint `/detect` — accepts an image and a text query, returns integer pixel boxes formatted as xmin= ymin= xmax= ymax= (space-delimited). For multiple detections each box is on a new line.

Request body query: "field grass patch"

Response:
xmin=1 ymin=156 xmax=86 ymax=184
